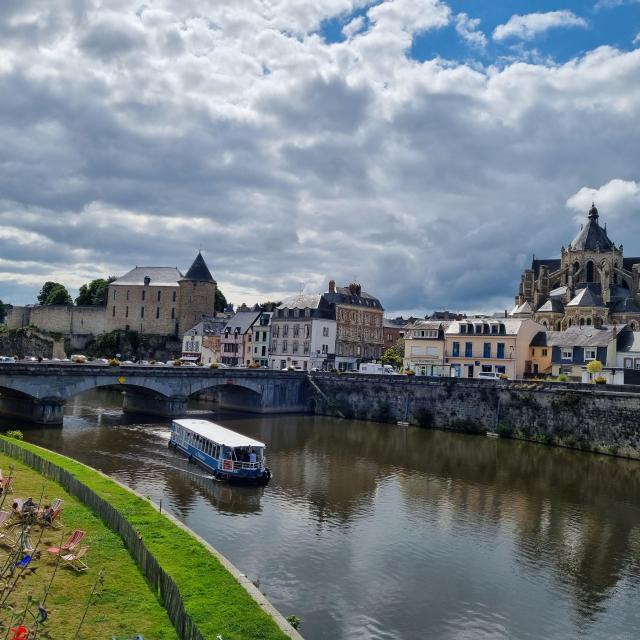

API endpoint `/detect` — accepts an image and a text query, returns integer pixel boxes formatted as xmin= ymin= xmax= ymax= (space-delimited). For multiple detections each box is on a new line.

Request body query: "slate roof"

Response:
xmin=531 ymin=259 xmax=561 ymax=277
xmin=182 ymin=252 xmax=216 ymax=283
xmin=322 ymin=286 xmax=383 ymax=310
xmin=537 ymin=298 xmax=565 ymax=313
xmin=184 ymin=317 xmax=227 ymax=336
xmin=446 ymin=318 xmax=528 ymax=336
xmin=530 ymin=331 xmax=548 ymax=347
xmin=545 ymin=326 xmax=616 ymax=348
xmin=611 ymin=297 xmax=640 ymax=314
xmin=112 ymin=266 xmax=183 ymax=287
xmin=223 ymin=311 xmax=262 ymax=335
xmin=616 ymin=328 xmax=640 ymax=353
xmin=512 ymin=301 xmax=533 ymax=315
xmin=566 ymin=287 xmax=606 ymax=308
xmin=406 ymin=320 xmax=451 ymax=331
xmin=549 ymin=286 xmax=568 ymax=298
xmin=278 ymin=294 xmax=323 ymax=310
xmin=622 ymin=257 xmax=640 ymax=271
xmin=569 ymin=205 xmax=616 ymax=251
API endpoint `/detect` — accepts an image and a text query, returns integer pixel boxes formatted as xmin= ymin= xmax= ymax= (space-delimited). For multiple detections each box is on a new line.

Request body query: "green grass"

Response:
xmin=0 ymin=438 xmax=290 ymax=640
xmin=0 ymin=451 xmax=178 ymax=639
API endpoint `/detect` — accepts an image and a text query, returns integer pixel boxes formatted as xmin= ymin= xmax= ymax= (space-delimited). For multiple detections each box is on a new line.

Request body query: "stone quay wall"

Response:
xmin=309 ymin=374 xmax=640 ymax=459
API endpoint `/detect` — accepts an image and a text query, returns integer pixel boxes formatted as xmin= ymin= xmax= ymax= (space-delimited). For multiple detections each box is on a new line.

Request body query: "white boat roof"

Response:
xmin=173 ymin=419 xmax=266 ymax=448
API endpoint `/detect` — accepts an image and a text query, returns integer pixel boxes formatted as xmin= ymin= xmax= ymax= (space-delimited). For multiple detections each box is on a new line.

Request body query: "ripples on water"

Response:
xmin=4 ymin=389 xmax=640 ymax=640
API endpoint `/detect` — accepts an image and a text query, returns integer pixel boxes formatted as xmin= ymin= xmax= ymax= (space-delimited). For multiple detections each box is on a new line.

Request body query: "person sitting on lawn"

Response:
xmin=11 ymin=501 xmax=21 ymax=516
xmin=41 ymin=504 xmax=53 ymax=524
xmin=22 ymin=497 xmax=37 ymax=514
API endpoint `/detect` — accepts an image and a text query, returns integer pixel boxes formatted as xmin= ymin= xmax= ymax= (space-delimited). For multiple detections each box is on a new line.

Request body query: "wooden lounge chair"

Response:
xmin=38 ymin=500 xmax=64 ymax=529
xmin=47 ymin=529 xmax=86 ymax=557
xmin=61 ymin=546 xmax=89 ymax=572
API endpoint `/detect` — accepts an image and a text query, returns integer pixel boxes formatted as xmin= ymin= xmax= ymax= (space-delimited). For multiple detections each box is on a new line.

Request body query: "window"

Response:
xmin=452 ymin=342 xmax=460 ymax=357
xmin=157 ymin=290 xmax=161 ymax=301
xmin=172 ymin=291 xmax=177 ymax=302
xmin=483 ymin=343 xmax=491 ymax=358
xmin=142 ymin=290 xmax=146 ymax=301
xmin=305 ymin=325 xmax=310 ymax=339
xmin=584 ymin=348 xmax=596 ymax=361
xmin=303 ymin=342 xmax=310 ymax=354
xmin=141 ymin=307 xmax=145 ymax=318
xmin=322 ymin=344 xmax=328 ymax=353
xmin=495 ymin=365 xmax=506 ymax=374
xmin=112 ymin=306 xmax=116 ymax=317
xmin=125 ymin=306 xmax=129 ymax=318
xmin=561 ymin=348 xmax=573 ymax=360
xmin=283 ymin=325 xmax=289 ymax=337
xmin=481 ymin=365 xmax=492 ymax=373
xmin=282 ymin=340 xmax=288 ymax=352
xmin=272 ymin=340 xmax=277 ymax=352
xmin=542 ymin=349 xmax=548 ymax=357
xmin=156 ymin=307 xmax=160 ymax=319
xmin=465 ymin=342 xmax=473 ymax=358
xmin=624 ymin=357 xmax=633 ymax=369
xmin=497 ymin=343 xmax=505 ymax=359
xmin=171 ymin=308 xmax=175 ymax=319
xmin=293 ymin=325 xmax=300 ymax=337
xmin=475 ymin=325 xmax=482 ymax=335
xmin=323 ymin=327 xmax=330 ymax=337
xmin=491 ymin=325 xmax=498 ymax=334
xmin=293 ymin=342 xmax=299 ymax=353
xmin=113 ymin=290 xmax=116 ymax=300
xmin=460 ymin=325 xmax=466 ymax=334
xmin=560 ymin=366 xmax=572 ymax=375
xmin=126 ymin=290 xmax=130 ymax=301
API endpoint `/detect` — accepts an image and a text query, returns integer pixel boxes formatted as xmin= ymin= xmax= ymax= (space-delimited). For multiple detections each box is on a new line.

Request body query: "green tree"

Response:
xmin=586 ymin=359 xmax=603 ymax=380
xmin=43 ymin=284 xmax=72 ymax=305
xmin=76 ymin=277 xmax=116 ymax=306
xmin=37 ymin=281 xmax=62 ymax=304
xmin=215 ymin=288 xmax=227 ymax=313
xmin=0 ymin=299 xmax=12 ymax=323
xmin=381 ymin=337 xmax=405 ymax=370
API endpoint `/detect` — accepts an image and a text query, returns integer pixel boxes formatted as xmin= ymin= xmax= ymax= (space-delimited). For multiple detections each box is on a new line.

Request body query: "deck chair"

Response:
xmin=38 ymin=502 xmax=64 ymax=529
xmin=0 ymin=511 xmax=11 ymax=528
xmin=0 ymin=518 xmax=19 ymax=548
xmin=61 ymin=546 xmax=89 ymax=572
xmin=47 ymin=529 xmax=86 ymax=556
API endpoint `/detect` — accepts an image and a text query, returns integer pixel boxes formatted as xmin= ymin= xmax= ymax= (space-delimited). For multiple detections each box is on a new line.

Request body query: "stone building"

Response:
xmin=322 ymin=280 xmax=384 ymax=371
xmin=268 ymin=294 xmax=336 ymax=371
xmin=514 ymin=204 xmax=640 ymax=330
xmin=181 ymin=316 xmax=227 ymax=364
xmin=220 ymin=310 xmax=262 ymax=367
xmin=403 ymin=320 xmax=450 ymax=376
xmin=106 ymin=252 xmax=217 ymax=336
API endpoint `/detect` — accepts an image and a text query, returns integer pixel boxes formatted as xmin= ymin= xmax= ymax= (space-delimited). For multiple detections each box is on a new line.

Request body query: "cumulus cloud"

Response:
xmin=566 ymin=179 xmax=640 ymax=221
xmin=0 ymin=1 xmax=640 ymax=315
xmin=493 ymin=10 xmax=588 ymax=42
xmin=455 ymin=13 xmax=487 ymax=50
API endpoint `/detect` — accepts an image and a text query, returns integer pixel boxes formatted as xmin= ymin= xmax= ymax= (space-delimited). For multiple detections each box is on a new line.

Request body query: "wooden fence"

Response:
xmin=0 ymin=438 xmax=205 ymax=640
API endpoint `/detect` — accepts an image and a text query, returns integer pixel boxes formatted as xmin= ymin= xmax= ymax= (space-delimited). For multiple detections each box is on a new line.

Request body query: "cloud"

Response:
xmin=634 ymin=32 xmax=640 ymax=45
xmin=455 ymin=13 xmax=487 ymax=50
xmin=0 ymin=1 xmax=640 ymax=315
xmin=343 ymin=16 xmax=365 ymax=39
xmin=595 ymin=0 xmax=640 ymax=9
xmin=566 ymin=179 xmax=640 ymax=221
xmin=493 ymin=10 xmax=588 ymax=42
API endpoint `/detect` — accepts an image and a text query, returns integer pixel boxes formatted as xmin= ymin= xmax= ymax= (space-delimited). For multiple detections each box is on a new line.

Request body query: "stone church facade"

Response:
xmin=513 ymin=205 xmax=640 ymax=330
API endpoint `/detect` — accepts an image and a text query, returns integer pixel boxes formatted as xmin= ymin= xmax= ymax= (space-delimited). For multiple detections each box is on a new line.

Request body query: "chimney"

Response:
xmin=144 ymin=276 xmax=151 ymax=286
xmin=328 ymin=279 xmax=336 ymax=293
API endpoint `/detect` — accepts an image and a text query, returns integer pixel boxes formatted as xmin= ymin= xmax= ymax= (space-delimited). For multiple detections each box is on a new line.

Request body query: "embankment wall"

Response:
xmin=310 ymin=374 xmax=640 ymax=458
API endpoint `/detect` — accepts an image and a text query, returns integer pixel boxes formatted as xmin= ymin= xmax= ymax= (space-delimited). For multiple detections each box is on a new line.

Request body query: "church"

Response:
xmin=513 ymin=204 xmax=640 ymax=330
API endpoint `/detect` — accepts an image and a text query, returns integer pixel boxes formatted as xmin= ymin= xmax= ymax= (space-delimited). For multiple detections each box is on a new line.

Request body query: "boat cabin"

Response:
xmin=170 ymin=419 xmax=270 ymax=484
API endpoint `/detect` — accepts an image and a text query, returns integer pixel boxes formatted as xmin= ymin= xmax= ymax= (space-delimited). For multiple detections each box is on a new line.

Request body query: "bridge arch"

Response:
xmin=188 ymin=380 xmax=264 ymax=412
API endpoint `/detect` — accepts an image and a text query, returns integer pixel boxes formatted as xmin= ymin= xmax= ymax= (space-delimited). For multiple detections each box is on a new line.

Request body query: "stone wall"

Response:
xmin=310 ymin=374 xmax=640 ymax=459
xmin=0 ymin=327 xmax=65 ymax=359
xmin=7 ymin=305 xmax=106 ymax=335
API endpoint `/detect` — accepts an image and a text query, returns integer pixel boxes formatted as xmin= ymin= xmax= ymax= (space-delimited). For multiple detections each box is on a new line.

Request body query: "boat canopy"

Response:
xmin=173 ymin=419 xmax=266 ymax=449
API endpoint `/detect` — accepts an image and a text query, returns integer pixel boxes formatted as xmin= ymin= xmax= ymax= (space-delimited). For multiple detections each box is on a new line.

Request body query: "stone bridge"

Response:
xmin=0 ymin=364 xmax=311 ymax=424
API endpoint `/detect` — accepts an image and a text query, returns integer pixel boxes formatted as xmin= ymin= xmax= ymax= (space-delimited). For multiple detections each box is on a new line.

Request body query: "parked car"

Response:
xmin=358 ymin=363 xmax=397 ymax=375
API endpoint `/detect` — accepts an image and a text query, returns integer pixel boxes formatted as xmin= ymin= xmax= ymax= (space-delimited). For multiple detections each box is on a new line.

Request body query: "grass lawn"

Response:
xmin=0 ymin=450 xmax=178 ymax=639
xmin=0 ymin=438 xmax=292 ymax=640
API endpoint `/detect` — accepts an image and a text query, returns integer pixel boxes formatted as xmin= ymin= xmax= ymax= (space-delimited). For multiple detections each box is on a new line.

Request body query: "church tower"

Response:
xmin=177 ymin=252 xmax=217 ymax=335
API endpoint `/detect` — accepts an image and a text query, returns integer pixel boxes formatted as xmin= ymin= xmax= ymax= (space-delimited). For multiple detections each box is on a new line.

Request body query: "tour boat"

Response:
xmin=169 ymin=419 xmax=271 ymax=485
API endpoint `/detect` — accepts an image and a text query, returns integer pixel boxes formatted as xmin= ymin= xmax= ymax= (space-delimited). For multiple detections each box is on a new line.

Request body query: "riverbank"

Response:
xmin=0 ymin=436 xmax=300 ymax=640
xmin=0 ymin=448 xmax=178 ymax=638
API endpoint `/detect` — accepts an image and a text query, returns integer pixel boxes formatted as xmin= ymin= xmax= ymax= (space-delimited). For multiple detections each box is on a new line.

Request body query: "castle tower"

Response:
xmin=177 ymin=252 xmax=217 ymax=335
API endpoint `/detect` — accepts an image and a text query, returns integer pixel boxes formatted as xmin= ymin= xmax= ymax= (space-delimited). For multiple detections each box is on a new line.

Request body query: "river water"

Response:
xmin=4 ymin=389 xmax=640 ymax=640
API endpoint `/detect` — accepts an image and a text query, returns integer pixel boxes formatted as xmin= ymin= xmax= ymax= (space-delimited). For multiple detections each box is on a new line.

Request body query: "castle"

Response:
xmin=7 ymin=253 xmax=217 ymax=338
xmin=513 ymin=205 xmax=640 ymax=330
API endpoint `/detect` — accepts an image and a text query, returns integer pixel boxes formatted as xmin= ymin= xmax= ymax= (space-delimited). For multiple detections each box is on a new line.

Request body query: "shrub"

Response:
xmin=594 ymin=376 xmax=607 ymax=384
xmin=108 ymin=357 xmax=121 ymax=366
xmin=5 ymin=429 xmax=23 ymax=440
xmin=286 ymin=615 xmax=301 ymax=630
xmin=405 ymin=369 xmax=415 ymax=376
xmin=586 ymin=359 xmax=604 ymax=375
xmin=196 ymin=361 xmax=204 ymax=366
xmin=210 ymin=362 xmax=219 ymax=369
xmin=557 ymin=374 xmax=568 ymax=382
xmin=248 ymin=363 xmax=259 ymax=369
xmin=150 ymin=359 xmax=156 ymax=364
xmin=174 ymin=359 xmax=183 ymax=366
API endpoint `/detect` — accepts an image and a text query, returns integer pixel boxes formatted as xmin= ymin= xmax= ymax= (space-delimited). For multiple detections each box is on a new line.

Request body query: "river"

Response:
xmin=3 ymin=389 xmax=640 ymax=639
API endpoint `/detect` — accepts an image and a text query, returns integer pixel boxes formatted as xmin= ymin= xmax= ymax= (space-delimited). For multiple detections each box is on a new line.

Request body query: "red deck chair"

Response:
xmin=47 ymin=529 xmax=86 ymax=556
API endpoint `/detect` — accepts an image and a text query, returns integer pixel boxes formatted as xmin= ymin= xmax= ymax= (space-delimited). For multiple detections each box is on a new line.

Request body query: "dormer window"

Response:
xmin=460 ymin=325 xmax=467 ymax=334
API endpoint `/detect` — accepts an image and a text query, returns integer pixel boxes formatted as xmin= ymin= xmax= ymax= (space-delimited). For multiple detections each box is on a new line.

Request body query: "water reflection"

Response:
xmin=3 ymin=390 xmax=640 ymax=639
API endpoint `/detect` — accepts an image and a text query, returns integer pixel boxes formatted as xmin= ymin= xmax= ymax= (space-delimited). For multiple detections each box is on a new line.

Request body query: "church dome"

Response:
xmin=569 ymin=204 xmax=615 ymax=252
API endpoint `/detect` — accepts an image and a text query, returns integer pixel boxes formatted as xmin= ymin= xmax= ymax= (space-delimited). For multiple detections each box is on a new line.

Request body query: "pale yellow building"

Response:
xmin=445 ymin=318 xmax=544 ymax=379
xmin=403 ymin=320 xmax=450 ymax=375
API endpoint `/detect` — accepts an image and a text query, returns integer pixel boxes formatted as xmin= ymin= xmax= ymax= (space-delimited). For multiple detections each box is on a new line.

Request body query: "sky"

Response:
xmin=1 ymin=0 xmax=640 ymax=315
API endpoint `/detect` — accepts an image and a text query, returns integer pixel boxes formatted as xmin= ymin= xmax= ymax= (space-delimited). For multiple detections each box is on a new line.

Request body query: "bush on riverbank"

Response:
xmin=0 ymin=438 xmax=290 ymax=640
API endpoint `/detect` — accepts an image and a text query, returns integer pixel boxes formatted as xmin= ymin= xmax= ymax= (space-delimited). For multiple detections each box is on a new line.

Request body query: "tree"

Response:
xmin=586 ymin=359 xmax=603 ymax=380
xmin=37 ymin=281 xmax=63 ymax=305
xmin=215 ymin=288 xmax=227 ymax=313
xmin=259 ymin=300 xmax=282 ymax=311
xmin=43 ymin=284 xmax=72 ymax=305
xmin=76 ymin=277 xmax=115 ymax=306
xmin=381 ymin=337 xmax=405 ymax=370
xmin=0 ymin=300 xmax=11 ymax=323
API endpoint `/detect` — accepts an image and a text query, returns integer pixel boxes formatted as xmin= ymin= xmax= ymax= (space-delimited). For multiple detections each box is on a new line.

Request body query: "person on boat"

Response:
xmin=249 ymin=449 xmax=257 ymax=464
